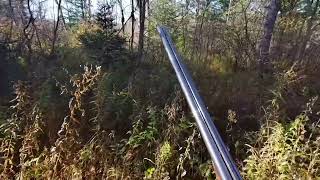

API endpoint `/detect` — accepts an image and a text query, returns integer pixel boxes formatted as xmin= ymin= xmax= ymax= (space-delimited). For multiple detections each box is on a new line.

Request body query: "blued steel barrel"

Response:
xmin=157 ymin=26 xmax=242 ymax=180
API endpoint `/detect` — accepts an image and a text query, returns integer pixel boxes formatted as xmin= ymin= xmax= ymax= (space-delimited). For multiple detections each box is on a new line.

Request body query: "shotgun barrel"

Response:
xmin=157 ymin=26 xmax=242 ymax=180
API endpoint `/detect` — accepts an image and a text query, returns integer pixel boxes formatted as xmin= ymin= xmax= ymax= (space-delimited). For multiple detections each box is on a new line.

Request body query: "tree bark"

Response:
xmin=259 ymin=0 xmax=281 ymax=74
xmin=81 ymin=0 xmax=85 ymax=19
xmin=23 ymin=0 xmax=35 ymax=59
xmin=88 ymin=0 xmax=92 ymax=19
xmin=51 ymin=0 xmax=62 ymax=55
xmin=138 ymin=0 xmax=146 ymax=58
xmin=55 ymin=0 xmax=67 ymax=29
xmin=117 ymin=0 xmax=125 ymax=33
xmin=27 ymin=0 xmax=43 ymax=51
xmin=130 ymin=0 xmax=135 ymax=51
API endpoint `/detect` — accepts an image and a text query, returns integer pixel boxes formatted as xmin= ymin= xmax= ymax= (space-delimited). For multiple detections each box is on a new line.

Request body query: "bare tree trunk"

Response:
xmin=51 ymin=0 xmax=62 ymax=55
xmin=197 ymin=1 xmax=210 ymax=62
xmin=297 ymin=0 xmax=320 ymax=59
xmin=117 ymin=0 xmax=125 ymax=33
xmin=138 ymin=0 xmax=146 ymax=58
xmin=56 ymin=0 xmax=67 ymax=29
xmin=81 ymin=0 xmax=85 ymax=19
xmin=242 ymin=2 xmax=255 ymax=63
xmin=27 ymin=0 xmax=43 ymax=51
xmin=88 ymin=0 xmax=92 ymax=20
xmin=258 ymin=0 xmax=281 ymax=74
xmin=130 ymin=0 xmax=135 ymax=51
xmin=24 ymin=0 xmax=35 ymax=58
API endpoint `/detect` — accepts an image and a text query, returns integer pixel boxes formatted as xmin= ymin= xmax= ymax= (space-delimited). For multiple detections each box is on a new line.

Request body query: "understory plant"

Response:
xmin=243 ymin=97 xmax=320 ymax=179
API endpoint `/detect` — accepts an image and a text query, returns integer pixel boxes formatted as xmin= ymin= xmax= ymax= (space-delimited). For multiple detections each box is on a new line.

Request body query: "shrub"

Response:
xmin=243 ymin=97 xmax=320 ymax=179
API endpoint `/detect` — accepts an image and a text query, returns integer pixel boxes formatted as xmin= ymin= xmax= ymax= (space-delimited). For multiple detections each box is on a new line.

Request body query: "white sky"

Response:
xmin=42 ymin=0 xmax=133 ymax=23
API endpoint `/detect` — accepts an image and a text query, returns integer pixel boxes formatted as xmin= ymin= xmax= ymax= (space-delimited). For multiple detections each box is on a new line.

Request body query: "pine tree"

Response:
xmin=96 ymin=3 xmax=116 ymax=34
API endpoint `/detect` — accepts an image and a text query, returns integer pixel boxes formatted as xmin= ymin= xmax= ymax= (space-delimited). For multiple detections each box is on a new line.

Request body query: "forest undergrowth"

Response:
xmin=1 ymin=0 xmax=320 ymax=179
xmin=1 ymin=28 xmax=320 ymax=178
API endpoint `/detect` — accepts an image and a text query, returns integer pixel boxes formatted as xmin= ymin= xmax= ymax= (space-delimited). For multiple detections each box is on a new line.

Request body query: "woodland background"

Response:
xmin=1 ymin=0 xmax=320 ymax=179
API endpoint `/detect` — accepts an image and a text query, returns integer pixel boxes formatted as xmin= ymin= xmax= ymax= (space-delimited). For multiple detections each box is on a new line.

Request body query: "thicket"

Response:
xmin=1 ymin=0 xmax=320 ymax=179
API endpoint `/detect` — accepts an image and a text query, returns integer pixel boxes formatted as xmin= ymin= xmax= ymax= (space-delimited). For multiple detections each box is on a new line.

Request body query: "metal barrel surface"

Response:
xmin=157 ymin=26 xmax=242 ymax=180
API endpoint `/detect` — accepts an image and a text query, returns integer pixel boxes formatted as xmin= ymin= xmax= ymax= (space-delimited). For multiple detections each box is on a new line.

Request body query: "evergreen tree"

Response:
xmin=96 ymin=3 xmax=116 ymax=35
xmin=64 ymin=0 xmax=89 ymax=24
